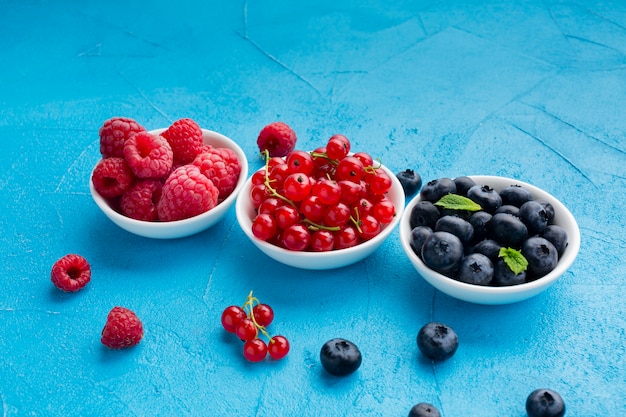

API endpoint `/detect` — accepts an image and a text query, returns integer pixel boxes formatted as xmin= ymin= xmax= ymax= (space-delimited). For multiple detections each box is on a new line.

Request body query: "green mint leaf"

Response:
xmin=498 ymin=247 xmax=528 ymax=275
xmin=434 ymin=194 xmax=482 ymax=212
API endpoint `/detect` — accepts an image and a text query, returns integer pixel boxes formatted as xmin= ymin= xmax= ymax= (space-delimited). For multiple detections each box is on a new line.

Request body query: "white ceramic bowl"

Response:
xmin=400 ymin=175 xmax=580 ymax=304
xmin=90 ymin=128 xmax=248 ymax=239
xmin=235 ymin=163 xmax=405 ymax=270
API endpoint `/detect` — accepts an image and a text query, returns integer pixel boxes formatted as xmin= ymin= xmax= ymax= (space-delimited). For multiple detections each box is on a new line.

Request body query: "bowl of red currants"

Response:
xmin=399 ymin=175 xmax=580 ymax=304
xmin=90 ymin=117 xmax=248 ymax=239
xmin=235 ymin=134 xmax=405 ymax=270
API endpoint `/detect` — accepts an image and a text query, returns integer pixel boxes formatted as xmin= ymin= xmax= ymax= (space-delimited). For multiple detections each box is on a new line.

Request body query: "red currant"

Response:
xmin=323 ymin=202 xmax=351 ymax=227
xmin=335 ymin=225 xmax=360 ymax=249
xmin=267 ymin=156 xmax=285 ymax=172
xmin=335 ymin=156 xmax=364 ymax=182
xmin=326 ymin=134 xmax=350 ymax=160
xmin=338 ymin=180 xmax=362 ymax=205
xmin=282 ymin=223 xmax=311 ymax=251
xmin=357 ymin=214 xmax=381 ymax=240
xmin=366 ymin=169 xmax=392 ymax=195
xmin=258 ymin=197 xmax=283 ymax=215
xmin=353 ymin=151 xmax=373 ymax=168
xmin=283 ymin=173 xmax=312 ymax=202
xmin=312 ymin=178 xmax=341 ymax=205
xmin=252 ymin=213 xmax=277 ymax=241
xmin=310 ymin=230 xmax=335 ymax=252
xmin=250 ymin=183 xmax=269 ymax=208
xmin=235 ymin=318 xmax=258 ymax=341
xmin=252 ymin=303 xmax=274 ymax=327
xmin=371 ymin=198 xmax=396 ymax=224
xmin=221 ymin=306 xmax=246 ymax=333
xmin=286 ymin=150 xmax=314 ymax=176
xmin=251 ymin=169 xmax=267 ymax=186
xmin=268 ymin=163 xmax=290 ymax=190
xmin=300 ymin=195 xmax=327 ymax=223
xmin=243 ymin=338 xmax=268 ymax=362
xmin=268 ymin=335 xmax=290 ymax=360
xmin=274 ymin=205 xmax=300 ymax=230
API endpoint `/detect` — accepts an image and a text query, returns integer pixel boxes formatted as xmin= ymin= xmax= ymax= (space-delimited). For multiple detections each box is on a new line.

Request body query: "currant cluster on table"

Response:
xmin=221 ymin=292 xmax=290 ymax=362
xmin=250 ymin=134 xmax=396 ymax=252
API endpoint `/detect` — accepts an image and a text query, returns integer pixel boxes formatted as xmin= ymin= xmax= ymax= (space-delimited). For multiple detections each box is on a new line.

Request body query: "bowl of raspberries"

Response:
xmin=399 ymin=175 xmax=580 ymax=304
xmin=90 ymin=117 xmax=248 ymax=239
xmin=236 ymin=124 xmax=405 ymax=270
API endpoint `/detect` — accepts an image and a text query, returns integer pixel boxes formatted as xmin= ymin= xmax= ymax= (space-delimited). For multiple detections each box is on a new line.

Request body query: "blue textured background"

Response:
xmin=1 ymin=1 xmax=625 ymax=416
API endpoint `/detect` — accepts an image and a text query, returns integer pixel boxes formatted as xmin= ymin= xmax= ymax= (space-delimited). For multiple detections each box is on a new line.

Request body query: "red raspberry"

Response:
xmin=99 ymin=117 xmax=146 ymax=159
xmin=101 ymin=306 xmax=143 ymax=349
xmin=192 ymin=148 xmax=241 ymax=200
xmin=120 ymin=179 xmax=163 ymax=221
xmin=123 ymin=131 xmax=173 ymax=179
xmin=157 ymin=165 xmax=219 ymax=221
xmin=91 ymin=157 xmax=134 ymax=199
xmin=257 ymin=122 xmax=297 ymax=157
xmin=161 ymin=118 xmax=203 ymax=165
xmin=50 ymin=254 xmax=91 ymax=292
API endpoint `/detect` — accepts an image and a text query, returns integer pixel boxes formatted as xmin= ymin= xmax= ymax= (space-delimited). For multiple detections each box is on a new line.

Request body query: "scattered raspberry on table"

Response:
xmin=101 ymin=306 xmax=144 ymax=349
xmin=257 ymin=121 xmax=297 ymax=157
xmin=50 ymin=254 xmax=91 ymax=292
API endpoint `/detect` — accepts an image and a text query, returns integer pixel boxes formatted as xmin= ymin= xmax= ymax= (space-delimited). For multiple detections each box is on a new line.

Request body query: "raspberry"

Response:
xmin=161 ymin=118 xmax=203 ymax=165
xmin=120 ymin=179 xmax=163 ymax=221
xmin=50 ymin=254 xmax=91 ymax=292
xmin=192 ymin=148 xmax=240 ymax=200
xmin=257 ymin=122 xmax=297 ymax=157
xmin=101 ymin=306 xmax=143 ymax=349
xmin=123 ymin=131 xmax=173 ymax=179
xmin=157 ymin=165 xmax=219 ymax=221
xmin=91 ymin=157 xmax=134 ymax=199
xmin=99 ymin=117 xmax=146 ymax=159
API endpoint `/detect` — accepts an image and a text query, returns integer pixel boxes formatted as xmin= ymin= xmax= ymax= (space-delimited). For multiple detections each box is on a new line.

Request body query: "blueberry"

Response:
xmin=519 ymin=201 xmax=550 ymax=235
xmin=420 ymin=178 xmax=457 ymax=203
xmin=493 ymin=259 xmax=526 ymax=286
xmin=421 ymin=231 xmax=464 ymax=273
xmin=396 ymin=169 xmax=422 ymax=197
xmin=526 ymin=388 xmax=565 ymax=417
xmin=409 ymin=200 xmax=441 ymax=229
xmin=471 ymin=239 xmax=502 ymax=263
xmin=410 ymin=226 xmax=433 ymax=257
xmin=435 ymin=215 xmax=474 ymax=244
xmin=453 ymin=176 xmax=476 ymax=196
xmin=542 ymin=225 xmax=568 ymax=257
xmin=408 ymin=402 xmax=441 ymax=417
xmin=320 ymin=338 xmax=362 ymax=376
xmin=469 ymin=211 xmax=492 ymax=243
xmin=522 ymin=237 xmax=559 ymax=278
xmin=467 ymin=184 xmax=502 ymax=213
xmin=494 ymin=204 xmax=520 ymax=216
xmin=487 ymin=213 xmax=529 ymax=248
xmin=457 ymin=253 xmax=494 ymax=285
xmin=416 ymin=322 xmax=458 ymax=362
xmin=500 ymin=184 xmax=532 ymax=207
xmin=536 ymin=199 xmax=555 ymax=224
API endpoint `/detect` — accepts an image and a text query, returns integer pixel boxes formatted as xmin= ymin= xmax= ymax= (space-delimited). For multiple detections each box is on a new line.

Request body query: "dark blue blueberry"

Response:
xmin=536 ymin=199 xmax=555 ymax=223
xmin=410 ymin=226 xmax=433 ymax=257
xmin=487 ymin=213 xmax=529 ymax=248
xmin=419 ymin=178 xmax=457 ymax=202
xmin=435 ymin=215 xmax=474 ymax=244
xmin=416 ymin=322 xmax=458 ymax=362
xmin=467 ymin=184 xmax=502 ymax=213
xmin=453 ymin=176 xmax=476 ymax=196
xmin=320 ymin=338 xmax=362 ymax=376
xmin=469 ymin=211 xmax=492 ymax=243
xmin=471 ymin=239 xmax=502 ymax=263
xmin=396 ymin=169 xmax=422 ymax=197
xmin=457 ymin=253 xmax=494 ymax=285
xmin=494 ymin=204 xmax=520 ymax=216
xmin=519 ymin=200 xmax=550 ymax=235
xmin=409 ymin=200 xmax=441 ymax=229
xmin=542 ymin=225 xmax=568 ymax=257
xmin=499 ymin=184 xmax=532 ymax=207
xmin=526 ymin=388 xmax=565 ymax=417
xmin=421 ymin=231 xmax=464 ymax=273
xmin=493 ymin=259 xmax=526 ymax=286
xmin=408 ymin=403 xmax=441 ymax=417
xmin=522 ymin=237 xmax=558 ymax=278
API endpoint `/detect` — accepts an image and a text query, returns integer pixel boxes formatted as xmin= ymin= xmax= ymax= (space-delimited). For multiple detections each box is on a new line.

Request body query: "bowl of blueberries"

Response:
xmin=399 ymin=175 xmax=580 ymax=304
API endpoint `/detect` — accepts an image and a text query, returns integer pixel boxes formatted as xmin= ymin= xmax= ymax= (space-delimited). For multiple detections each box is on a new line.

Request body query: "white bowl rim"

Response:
xmin=400 ymin=175 xmax=581 ymax=302
xmin=90 ymin=128 xmax=248 ymax=237
xmin=236 ymin=161 xmax=405 ymax=268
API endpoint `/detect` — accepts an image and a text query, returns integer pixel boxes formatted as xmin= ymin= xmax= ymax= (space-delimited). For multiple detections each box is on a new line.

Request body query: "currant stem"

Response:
xmin=303 ymin=219 xmax=340 ymax=232
xmin=349 ymin=206 xmax=363 ymax=234
xmin=260 ymin=150 xmax=296 ymax=207
xmin=242 ymin=291 xmax=272 ymax=341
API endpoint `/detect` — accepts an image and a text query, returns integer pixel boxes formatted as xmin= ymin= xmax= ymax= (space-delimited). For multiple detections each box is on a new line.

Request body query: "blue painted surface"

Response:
xmin=1 ymin=1 xmax=625 ymax=416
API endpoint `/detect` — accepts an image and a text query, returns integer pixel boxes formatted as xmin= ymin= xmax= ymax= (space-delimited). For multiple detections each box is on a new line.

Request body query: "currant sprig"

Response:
xmin=220 ymin=291 xmax=290 ymax=362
